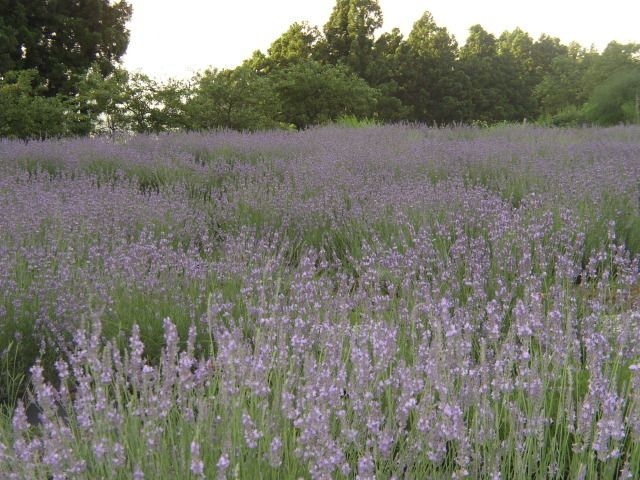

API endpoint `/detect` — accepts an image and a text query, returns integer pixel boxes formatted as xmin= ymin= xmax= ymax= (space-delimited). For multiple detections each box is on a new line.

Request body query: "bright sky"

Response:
xmin=123 ymin=0 xmax=640 ymax=81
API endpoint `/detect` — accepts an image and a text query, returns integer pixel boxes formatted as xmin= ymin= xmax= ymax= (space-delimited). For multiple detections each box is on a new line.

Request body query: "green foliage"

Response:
xmin=460 ymin=25 xmax=535 ymax=122
xmin=497 ymin=28 xmax=560 ymax=118
xmin=541 ymin=105 xmax=587 ymax=127
xmin=582 ymin=42 xmax=640 ymax=96
xmin=534 ymin=48 xmax=591 ymax=117
xmin=584 ymin=68 xmax=640 ymax=125
xmin=1 ymin=0 xmax=639 ymax=134
xmin=0 ymin=1 xmax=133 ymax=138
xmin=145 ymin=78 xmax=192 ymax=132
xmin=366 ymin=28 xmax=411 ymax=121
xmin=265 ymin=22 xmax=321 ymax=71
xmin=334 ymin=114 xmax=380 ymax=127
xmin=0 ymin=69 xmax=70 ymax=140
xmin=498 ymin=30 xmax=569 ymax=97
xmin=396 ymin=12 xmax=470 ymax=124
xmin=530 ymin=34 xmax=570 ymax=81
xmin=273 ymin=60 xmax=379 ymax=129
xmin=0 ymin=0 xmax=132 ymax=96
xmin=73 ymin=66 xmax=131 ymax=134
xmin=72 ymin=65 xmax=193 ymax=135
xmin=0 ymin=342 xmax=26 ymax=408
xmin=460 ymin=24 xmax=497 ymax=60
xmin=498 ymin=28 xmax=535 ymax=70
xmin=187 ymin=66 xmax=280 ymax=131
xmin=459 ymin=26 xmax=505 ymax=122
xmin=321 ymin=0 xmax=383 ymax=77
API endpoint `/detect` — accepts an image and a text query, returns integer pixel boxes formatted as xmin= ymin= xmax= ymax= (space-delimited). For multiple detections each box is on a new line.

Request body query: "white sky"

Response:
xmin=122 ymin=0 xmax=640 ymax=81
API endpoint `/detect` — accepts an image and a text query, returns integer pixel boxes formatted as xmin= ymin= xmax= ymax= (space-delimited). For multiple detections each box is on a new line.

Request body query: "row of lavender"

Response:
xmin=1 ymin=125 xmax=640 ymax=478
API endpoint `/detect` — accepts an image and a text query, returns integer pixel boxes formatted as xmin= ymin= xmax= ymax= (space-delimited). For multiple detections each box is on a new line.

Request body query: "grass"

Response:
xmin=334 ymin=115 xmax=381 ymax=128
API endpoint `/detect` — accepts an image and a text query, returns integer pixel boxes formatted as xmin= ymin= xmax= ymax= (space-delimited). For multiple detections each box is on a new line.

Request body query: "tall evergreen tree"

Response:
xmin=460 ymin=25 xmax=527 ymax=122
xmin=0 ymin=0 xmax=132 ymax=96
xmin=398 ymin=12 xmax=469 ymax=124
xmin=497 ymin=28 xmax=538 ymax=118
xmin=368 ymin=28 xmax=411 ymax=121
xmin=460 ymin=24 xmax=498 ymax=60
xmin=268 ymin=22 xmax=321 ymax=68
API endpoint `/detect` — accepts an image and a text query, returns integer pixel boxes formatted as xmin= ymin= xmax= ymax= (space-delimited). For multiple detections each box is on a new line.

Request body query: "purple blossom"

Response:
xmin=190 ymin=441 xmax=204 ymax=477
xmin=242 ymin=412 xmax=263 ymax=449
xmin=2 ymin=125 xmax=640 ymax=478
xmin=267 ymin=436 xmax=283 ymax=468
xmin=216 ymin=452 xmax=230 ymax=478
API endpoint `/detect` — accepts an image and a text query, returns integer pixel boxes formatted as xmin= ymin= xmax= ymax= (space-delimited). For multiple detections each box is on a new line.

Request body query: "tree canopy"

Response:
xmin=0 ymin=0 xmax=132 ymax=96
xmin=321 ymin=0 xmax=383 ymax=79
xmin=1 ymin=0 xmax=639 ymax=138
xmin=273 ymin=59 xmax=379 ymax=129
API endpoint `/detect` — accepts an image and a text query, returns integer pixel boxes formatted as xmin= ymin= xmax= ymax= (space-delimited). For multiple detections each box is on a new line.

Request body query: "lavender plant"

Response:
xmin=1 ymin=124 xmax=640 ymax=478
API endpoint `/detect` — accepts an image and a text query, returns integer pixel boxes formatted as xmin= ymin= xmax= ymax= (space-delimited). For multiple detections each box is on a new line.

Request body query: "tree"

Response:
xmin=321 ymin=0 xmax=383 ymax=78
xmin=273 ymin=59 xmax=379 ymax=129
xmin=582 ymin=42 xmax=640 ymax=96
xmin=531 ymin=34 xmax=569 ymax=82
xmin=460 ymin=25 xmax=527 ymax=122
xmin=71 ymin=66 xmax=194 ymax=134
xmin=266 ymin=22 xmax=321 ymax=71
xmin=0 ymin=69 xmax=69 ymax=140
xmin=584 ymin=67 xmax=640 ymax=125
xmin=0 ymin=0 xmax=132 ymax=96
xmin=73 ymin=65 xmax=130 ymax=134
xmin=496 ymin=28 xmax=541 ymax=118
xmin=534 ymin=43 xmax=590 ymax=118
xmin=397 ymin=12 xmax=470 ymax=124
xmin=244 ymin=22 xmax=322 ymax=74
xmin=498 ymin=28 xmax=534 ymax=68
xmin=152 ymin=78 xmax=192 ymax=132
xmin=187 ymin=66 xmax=280 ymax=131
xmin=460 ymin=24 xmax=498 ymax=60
xmin=368 ymin=28 xmax=404 ymax=85
xmin=367 ymin=28 xmax=411 ymax=121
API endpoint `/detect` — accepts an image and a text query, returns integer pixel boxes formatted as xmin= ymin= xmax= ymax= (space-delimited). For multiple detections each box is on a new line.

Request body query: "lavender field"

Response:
xmin=1 ymin=124 xmax=640 ymax=479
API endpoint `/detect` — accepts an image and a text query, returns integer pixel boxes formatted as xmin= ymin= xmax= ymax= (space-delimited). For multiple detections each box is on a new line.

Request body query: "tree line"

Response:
xmin=1 ymin=0 xmax=639 ymax=139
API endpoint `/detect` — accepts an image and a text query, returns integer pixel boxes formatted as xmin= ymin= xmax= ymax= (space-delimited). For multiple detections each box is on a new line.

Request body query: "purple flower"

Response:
xmin=267 ymin=436 xmax=283 ymax=468
xmin=133 ymin=466 xmax=145 ymax=480
xmin=356 ymin=454 xmax=375 ymax=480
xmin=11 ymin=403 xmax=29 ymax=433
xmin=190 ymin=441 xmax=204 ymax=477
xmin=216 ymin=452 xmax=230 ymax=478
xmin=242 ymin=412 xmax=263 ymax=449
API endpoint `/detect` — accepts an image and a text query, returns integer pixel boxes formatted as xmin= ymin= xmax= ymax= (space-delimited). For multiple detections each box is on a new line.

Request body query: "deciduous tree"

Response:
xmin=584 ymin=67 xmax=640 ymax=124
xmin=534 ymin=43 xmax=590 ymax=119
xmin=273 ymin=59 xmax=379 ymax=129
xmin=187 ymin=66 xmax=280 ymax=131
xmin=0 ymin=69 xmax=69 ymax=139
xmin=321 ymin=0 xmax=383 ymax=79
